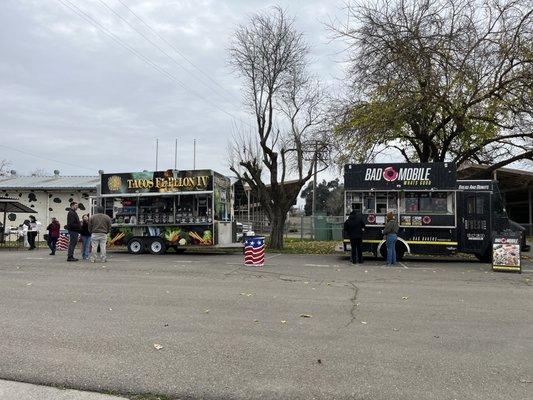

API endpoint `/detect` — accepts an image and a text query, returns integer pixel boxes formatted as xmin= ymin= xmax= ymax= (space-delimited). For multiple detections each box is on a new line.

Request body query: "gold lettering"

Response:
xmin=155 ymin=177 xmax=166 ymax=188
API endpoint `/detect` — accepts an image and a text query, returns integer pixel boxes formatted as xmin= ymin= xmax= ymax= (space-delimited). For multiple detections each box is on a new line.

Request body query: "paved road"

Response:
xmin=0 ymin=250 xmax=531 ymax=400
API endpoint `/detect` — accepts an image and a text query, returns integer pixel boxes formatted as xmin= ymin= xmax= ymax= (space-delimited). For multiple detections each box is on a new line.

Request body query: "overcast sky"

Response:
xmin=0 ymin=0 xmax=348 ymax=177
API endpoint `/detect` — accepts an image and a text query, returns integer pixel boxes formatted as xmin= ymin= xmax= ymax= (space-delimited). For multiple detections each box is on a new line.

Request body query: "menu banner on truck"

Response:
xmin=344 ymin=163 xmax=456 ymax=190
xmin=101 ymin=170 xmax=213 ymax=195
xmin=492 ymin=235 xmax=521 ymax=273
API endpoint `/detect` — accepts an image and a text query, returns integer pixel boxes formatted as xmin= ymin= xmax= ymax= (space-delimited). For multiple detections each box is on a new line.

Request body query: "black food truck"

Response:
xmin=94 ymin=169 xmax=240 ymax=254
xmin=340 ymin=162 xmax=527 ymax=261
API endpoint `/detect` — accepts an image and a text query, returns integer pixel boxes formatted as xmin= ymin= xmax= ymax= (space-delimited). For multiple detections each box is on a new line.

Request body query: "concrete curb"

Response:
xmin=0 ymin=379 xmax=128 ymax=400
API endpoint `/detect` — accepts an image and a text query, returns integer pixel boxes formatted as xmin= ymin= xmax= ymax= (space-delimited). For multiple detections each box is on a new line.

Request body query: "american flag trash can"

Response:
xmin=56 ymin=231 xmax=70 ymax=251
xmin=244 ymin=236 xmax=265 ymax=267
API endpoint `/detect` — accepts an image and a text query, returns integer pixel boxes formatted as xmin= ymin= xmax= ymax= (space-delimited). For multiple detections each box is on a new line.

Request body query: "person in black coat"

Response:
xmin=343 ymin=209 xmax=366 ymax=264
xmin=66 ymin=202 xmax=81 ymax=262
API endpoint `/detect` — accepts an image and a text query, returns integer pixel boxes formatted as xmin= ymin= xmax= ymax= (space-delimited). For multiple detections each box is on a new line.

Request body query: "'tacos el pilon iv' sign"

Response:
xmin=344 ymin=163 xmax=457 ymax=190
xmin=101 ymin=170 xmax=213 ymax=195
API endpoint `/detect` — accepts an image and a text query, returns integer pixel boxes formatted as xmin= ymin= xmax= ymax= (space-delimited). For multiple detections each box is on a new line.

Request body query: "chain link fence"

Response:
xmin=242 ymin=215 xmax=345 ymax=241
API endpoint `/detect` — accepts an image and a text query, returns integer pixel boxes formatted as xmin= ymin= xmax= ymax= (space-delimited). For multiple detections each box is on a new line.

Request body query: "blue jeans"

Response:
xmin=81 ymin=235 xmax=91 ymax=259
xmin=386 ymin=234 xmax=397 ymax=265
xmin=47 ymin=236 xmax=58 ymax=254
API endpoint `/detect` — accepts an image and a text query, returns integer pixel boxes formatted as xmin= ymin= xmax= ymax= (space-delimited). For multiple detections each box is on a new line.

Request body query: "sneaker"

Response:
xmin=89 ymin=258 xmax=95 ymax=263
xmin=67 ymin=258 xmax=79 ymax=262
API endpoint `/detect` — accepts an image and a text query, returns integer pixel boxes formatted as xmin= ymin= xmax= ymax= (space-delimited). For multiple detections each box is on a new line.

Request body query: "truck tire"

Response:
xmin=127 ymin=238 xmax=144 ymax=254
xmin=380 ymin=242 xmax=406 ymax=261
xmin=148 ymin=238 xmax=166 ymax=255
xmin=475 ymin=250 xmax=492 ymax=263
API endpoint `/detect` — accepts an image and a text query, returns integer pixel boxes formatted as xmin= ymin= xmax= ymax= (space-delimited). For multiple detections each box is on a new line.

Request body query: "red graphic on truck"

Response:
xmin=383 ymin=167 xmax=399 ymax=182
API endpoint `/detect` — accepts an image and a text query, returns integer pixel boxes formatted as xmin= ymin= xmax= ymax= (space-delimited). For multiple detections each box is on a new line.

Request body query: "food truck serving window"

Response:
xmin=400 ymin=191 xmax=454 ymax=214
xmin=346 ymin=192 xmax=398 ymax=215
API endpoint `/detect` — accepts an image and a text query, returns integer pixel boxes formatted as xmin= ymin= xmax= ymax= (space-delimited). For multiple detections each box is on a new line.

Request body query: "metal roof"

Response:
xmin=0 ymin=175 xmax=99 ymax=190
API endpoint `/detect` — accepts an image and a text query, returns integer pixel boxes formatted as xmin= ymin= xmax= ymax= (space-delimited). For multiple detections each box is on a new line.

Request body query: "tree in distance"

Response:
xmin=300 ymin=179 xmax=344 ymax=216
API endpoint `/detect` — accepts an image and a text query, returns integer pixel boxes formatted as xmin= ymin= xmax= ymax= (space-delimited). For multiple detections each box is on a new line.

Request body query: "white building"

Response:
xmin=0 ymin=171 xmax=98 ymax=229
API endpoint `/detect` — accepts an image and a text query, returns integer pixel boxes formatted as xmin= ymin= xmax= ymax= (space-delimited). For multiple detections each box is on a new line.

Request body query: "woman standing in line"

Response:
xmin=383 ymin=211 xmax=399 ymax=266
xmin=46 ymin=217 xmax=60 ymax=255
xmin=80 ymin=214 xmax=92 ymax=260
xmin=27 ymin=215 xmax=39 ymax=250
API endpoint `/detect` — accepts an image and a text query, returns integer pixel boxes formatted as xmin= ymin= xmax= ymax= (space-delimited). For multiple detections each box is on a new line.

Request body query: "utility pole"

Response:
xmin=174 ymin=138 xmax=178 ymax=170
xmin=155 ymin=138 xmax=159 ymax=170
xmin=311 ymin=141 xmax=318 ymax=240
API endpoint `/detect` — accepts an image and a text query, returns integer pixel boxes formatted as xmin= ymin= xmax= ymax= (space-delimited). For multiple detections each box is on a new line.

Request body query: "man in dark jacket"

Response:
xmin=343 ymin=208 xmax=366 ymax=264
xmin=66 ymin=202 xmax=81 ymax=262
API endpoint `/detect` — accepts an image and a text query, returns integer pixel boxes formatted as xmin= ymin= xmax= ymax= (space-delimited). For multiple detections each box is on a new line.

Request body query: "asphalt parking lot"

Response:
xmin=0 ymin=249 xmax=531 ymax=400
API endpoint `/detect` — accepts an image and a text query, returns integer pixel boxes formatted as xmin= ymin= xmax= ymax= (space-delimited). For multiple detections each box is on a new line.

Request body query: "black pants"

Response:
xmin=47 ymin=237 xmax=58 ymax=254
xmin=350 ymin=238 xmax=363 ymax=264
xmin=67 ymin=231 xmax=79 ymax=259
xmin=27 ymin=232 xmax=37 ymax=249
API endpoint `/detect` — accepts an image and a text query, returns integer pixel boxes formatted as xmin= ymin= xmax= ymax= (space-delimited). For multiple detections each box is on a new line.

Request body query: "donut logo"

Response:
xmin=367 ymin=214 xmax=376 ymax=223
xmin=383 ymin=167 xmax=399 ymax=182
xmin=422 ymin=216 xmax=432 ymax=224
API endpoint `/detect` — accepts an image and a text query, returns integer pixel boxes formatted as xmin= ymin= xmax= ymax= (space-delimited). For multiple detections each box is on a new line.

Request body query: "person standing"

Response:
xmin=27 ymin=216 xmax=39 ymax=250
xmin=88 ymin=206 xmax=112 ymax=263
xmin=343 ymin=207 xmax=366 ymax=264
xmin=80 ymin=214 xmax=91 ymax=260
xmin=46 ymin=217 xmax=60 ymax=255
xmin=383 ymin=211 xmax=400 ymax=266
xmin=66 ymin=202 xmax=81 ymax=262
xmin=20 ymin=220 xmax=30 ymax=248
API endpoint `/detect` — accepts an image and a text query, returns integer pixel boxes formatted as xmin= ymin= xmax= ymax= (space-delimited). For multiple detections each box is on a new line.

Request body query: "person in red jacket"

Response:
xmin=46 ymin=217 xmax=60 ymax=255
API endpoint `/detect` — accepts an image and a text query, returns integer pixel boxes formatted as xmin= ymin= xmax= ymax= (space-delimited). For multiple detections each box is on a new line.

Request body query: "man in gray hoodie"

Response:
xmin=88 ymin=206 xmax=112 ymax=263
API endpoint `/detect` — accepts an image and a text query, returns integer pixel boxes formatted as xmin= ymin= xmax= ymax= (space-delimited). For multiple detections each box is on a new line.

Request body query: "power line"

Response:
xmin=108 ymin=0 xmax=240 ymax=105
xmin=0 ymin=144 xmax=97 ymax=173
xmin=56 ymin=0 xmax=248 ymax=125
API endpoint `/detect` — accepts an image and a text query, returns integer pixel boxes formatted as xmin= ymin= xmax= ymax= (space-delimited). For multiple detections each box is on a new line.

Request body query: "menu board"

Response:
xmin=492 ymin=236 xmax=521 ymax=273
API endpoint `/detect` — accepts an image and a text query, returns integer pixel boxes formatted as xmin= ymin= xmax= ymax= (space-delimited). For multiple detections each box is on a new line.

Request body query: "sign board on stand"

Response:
xmin=492 ymin=234 xmax=521 ymax=273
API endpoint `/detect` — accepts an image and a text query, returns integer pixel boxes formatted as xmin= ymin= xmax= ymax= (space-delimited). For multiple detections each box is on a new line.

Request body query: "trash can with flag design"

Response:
xmin=56 ymin=230 xmax=70 ymax=251
xmin=244 ymin=236 xmax=265 ymax=266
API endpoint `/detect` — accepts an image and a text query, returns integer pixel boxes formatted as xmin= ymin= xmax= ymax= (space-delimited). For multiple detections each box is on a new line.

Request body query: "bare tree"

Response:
xmin=228 ymin=7 xmax=327 ymax=249
xmin=330 ymin=0 xmax=532 ymax=169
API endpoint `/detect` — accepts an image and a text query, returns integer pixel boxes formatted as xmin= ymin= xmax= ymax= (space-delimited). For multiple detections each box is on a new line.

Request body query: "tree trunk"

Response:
xmin=269 ymin=212 xmax=287 ymax=249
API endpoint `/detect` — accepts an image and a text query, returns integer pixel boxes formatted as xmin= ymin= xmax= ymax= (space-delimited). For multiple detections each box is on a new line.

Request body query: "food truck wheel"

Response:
xmin=127 ymin=238 xmax=145 ymax=254
xmin=379 ymin=243 xmax=406 ymax=261
xmin=475 ymin=250 xmax=492 ymax=263
xmin=148 ymin=238 xmax=167 ymax=255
